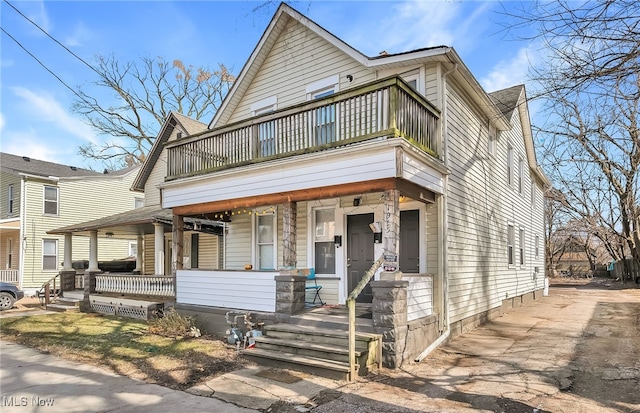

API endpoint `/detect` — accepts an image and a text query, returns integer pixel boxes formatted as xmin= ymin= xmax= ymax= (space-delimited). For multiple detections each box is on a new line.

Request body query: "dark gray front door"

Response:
xmin=400 ymin=210 xmax=420 ymax=273
xmin=347 ymin=213 xmax=374 ymax=303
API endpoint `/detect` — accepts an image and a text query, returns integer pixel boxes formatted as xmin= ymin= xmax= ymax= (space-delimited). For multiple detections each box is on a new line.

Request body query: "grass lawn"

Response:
xmin=0 ymin=312 xmax=248 ymax=390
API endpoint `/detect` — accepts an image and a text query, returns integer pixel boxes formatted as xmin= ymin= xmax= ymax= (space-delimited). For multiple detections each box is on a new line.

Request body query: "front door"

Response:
xmin=347 ymin=213 xmax=374 ymax=303
xmin=400 ymin=210 xmax=420 ymax=273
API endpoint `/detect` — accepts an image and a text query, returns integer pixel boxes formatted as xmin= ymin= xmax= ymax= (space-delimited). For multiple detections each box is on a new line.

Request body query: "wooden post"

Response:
xmin=282 ymin=200 xmax=297 ymax=268
xmin=382 ymin=189 xmax=400 ymax=274
xmin=88 ymin=231 xmax=99 ymax=272
xmin=172 ymin=214 xmax=184 ymax=275
xmin=348 ymin=298 xmax=356 ymax=381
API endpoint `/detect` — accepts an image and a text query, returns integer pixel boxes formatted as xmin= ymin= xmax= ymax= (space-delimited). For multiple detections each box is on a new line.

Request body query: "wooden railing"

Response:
xmin=39 ymin=273 xmax=61 ymax=307
xmin=0 ymin=270 xmax=19 ymax=284
xmin=95 ymin=275 xmax=175 ymax=297
xmin=346 ymin=254 xmax=385 ymax=381
xmin=166 ymin=76 xmax=440 ymax=180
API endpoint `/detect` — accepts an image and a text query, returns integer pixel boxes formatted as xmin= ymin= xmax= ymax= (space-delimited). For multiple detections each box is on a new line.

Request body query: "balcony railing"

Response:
xmin=0 ymin=270 xmax=19 ymax=285
xmin=95 ymin=275 xmax=175 ymax=297
xmin=166 ymin=76 xmax=440 ymax=180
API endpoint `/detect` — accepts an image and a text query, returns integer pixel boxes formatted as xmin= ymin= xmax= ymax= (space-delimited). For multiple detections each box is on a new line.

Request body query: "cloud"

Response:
xmin=480 ymin=45 xmax=539 ymax=92
xmin=11 ymin=87 xmax=99 ymax=145
xmin=0 ymin=113 xmax=4 ymax=131
xmin=64 ymin=22 xmax=93 ymax=47
xmin=0 ymin=129 xmax=64 ymax=163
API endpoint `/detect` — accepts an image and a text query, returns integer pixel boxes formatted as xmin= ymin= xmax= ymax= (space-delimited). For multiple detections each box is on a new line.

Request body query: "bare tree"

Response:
xmin=505 ymin=0 xmax=640 ymax=281
xmin=72 ymin=55 xmax=234 ymax=168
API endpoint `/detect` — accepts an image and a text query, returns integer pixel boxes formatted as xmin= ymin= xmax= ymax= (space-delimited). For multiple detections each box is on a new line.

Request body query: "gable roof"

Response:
xmin=209 ymin=3 xmax=510 ymax=131
xmin=131 ymin=112 xmax=207 ymax=192
xmin=489 ymin=85 xmax=523 ymax=120
xmin=0 ymin=152 xmax=102 ymax=178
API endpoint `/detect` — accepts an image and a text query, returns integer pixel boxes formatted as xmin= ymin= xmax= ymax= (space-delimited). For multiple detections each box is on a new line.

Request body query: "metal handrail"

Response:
xmin=346 ymin=254 xmax=384 ymax=380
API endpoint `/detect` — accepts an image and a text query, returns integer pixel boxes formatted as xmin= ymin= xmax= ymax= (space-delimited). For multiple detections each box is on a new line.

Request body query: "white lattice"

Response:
xmin=91 ymin=302 xmax=116 ymax=316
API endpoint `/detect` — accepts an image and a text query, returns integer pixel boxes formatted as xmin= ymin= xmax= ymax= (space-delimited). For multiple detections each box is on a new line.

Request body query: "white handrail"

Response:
xmin=95 ymin=275 xmax=175 ymax=297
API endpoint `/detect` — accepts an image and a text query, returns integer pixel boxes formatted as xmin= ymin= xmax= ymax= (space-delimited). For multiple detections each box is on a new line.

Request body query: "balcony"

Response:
xmin=166 ymin=76 xmax=440 ymax=181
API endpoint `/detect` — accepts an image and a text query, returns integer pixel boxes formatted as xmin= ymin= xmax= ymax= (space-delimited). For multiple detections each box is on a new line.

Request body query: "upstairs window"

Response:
xmin=43 ymin=186 xmax=59 ymax=215
xmin=134 ymin=197 xmax=144 ymax=209
xmin=518 ymin=157 xmax=525 ymax=195
xmin=251 ymin=96 xmax=278 ymax=157
xmin=8 ymin=184 xmax=13 ymax=214
xmin=507 ymin=145 xmax=514 ymax=187
xmin=307 ymin=75 xmax=339 ymax=145
xmin=507 ymin=222 xmax=515 ymax=266
xmin=488 ymin=126 xmax=497 ymax=156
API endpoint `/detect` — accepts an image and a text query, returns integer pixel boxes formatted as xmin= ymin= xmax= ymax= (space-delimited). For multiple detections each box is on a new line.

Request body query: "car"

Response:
xmin=0 ymin=282 xmax=24 ymax=311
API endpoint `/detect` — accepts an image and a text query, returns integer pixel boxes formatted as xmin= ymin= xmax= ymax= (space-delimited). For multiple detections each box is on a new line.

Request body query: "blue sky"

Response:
xmin=1 ymin=0 xmax=540 ymax=171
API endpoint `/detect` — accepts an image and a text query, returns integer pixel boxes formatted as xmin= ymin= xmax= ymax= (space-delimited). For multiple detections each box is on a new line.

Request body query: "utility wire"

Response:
xmin=0 ymin=26 xmax=114 ymax=126
xmin=2 ymin=0 xmax=101 ymax=76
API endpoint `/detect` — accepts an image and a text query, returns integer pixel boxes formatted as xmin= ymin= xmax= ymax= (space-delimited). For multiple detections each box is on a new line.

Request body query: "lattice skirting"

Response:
xmin=90 ymin=300 xmax=163 ymax=320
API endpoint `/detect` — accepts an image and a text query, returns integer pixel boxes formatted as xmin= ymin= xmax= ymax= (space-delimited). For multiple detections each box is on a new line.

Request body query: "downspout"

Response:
xmin=416 ymin=61 xmax=457 ymax=362
xmin=19 ymin=177 xmax=26 ymax=289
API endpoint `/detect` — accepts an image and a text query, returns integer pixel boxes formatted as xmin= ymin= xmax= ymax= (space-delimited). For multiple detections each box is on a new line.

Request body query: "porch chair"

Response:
xmin=304 ymin=268 xmax=324 ymax=307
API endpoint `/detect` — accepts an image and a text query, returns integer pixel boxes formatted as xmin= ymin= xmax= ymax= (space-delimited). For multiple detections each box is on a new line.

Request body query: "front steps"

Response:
xmin=46 ymin=296 xmax=82 ymax=313
xmin=242 ymin=323 xmax=381 ymax=381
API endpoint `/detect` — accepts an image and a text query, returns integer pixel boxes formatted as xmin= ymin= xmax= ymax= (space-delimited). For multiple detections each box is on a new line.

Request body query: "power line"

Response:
xmin=2 ymin=0 xmax=101 ymax=77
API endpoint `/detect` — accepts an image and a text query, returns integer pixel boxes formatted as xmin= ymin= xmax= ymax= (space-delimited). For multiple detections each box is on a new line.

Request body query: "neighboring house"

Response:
xmin=0 ymin=153 xmax=142 ymax=291
xmin=52 ymin=4 xmax=549 ymax=371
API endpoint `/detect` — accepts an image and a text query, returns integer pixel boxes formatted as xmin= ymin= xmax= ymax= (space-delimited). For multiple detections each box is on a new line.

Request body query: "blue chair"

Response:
xmin=305 ymin=268 xmax=324 ymax=307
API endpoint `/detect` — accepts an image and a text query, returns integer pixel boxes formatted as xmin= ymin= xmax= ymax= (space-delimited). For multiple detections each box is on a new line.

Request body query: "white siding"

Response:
xmin=404 ymin=275 xmax=433 ymax=321
xmin=306 ymin=277 xmax=339 ymax=305
xmin=227 ymin=19 xmax=377 ymax=125
xmin=198 ymin=233 xmax=220 ymax=269
xmin=177 ymin=269 xmax=277 ymax=312
xmin=225 ymin=213 xmax=252 ymax=270
xmin=445 ymin=82 xmax=545 ymax=324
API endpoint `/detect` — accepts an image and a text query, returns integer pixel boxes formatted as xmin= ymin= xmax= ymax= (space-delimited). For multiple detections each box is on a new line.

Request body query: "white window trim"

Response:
xmin=488 ymin=125 xmax=497 ymax=156
xmin=42 ymin=239 xmax=58 ymax=271
xmin=507 ymin=145 xmax=514 ymax=187
xmin=312 ymin=206 xmax=337 ymax=276
xmin=400 ymin=67 xmax=425 ymax=94
xmin=8 ymin=184 xmax=13 ymax=214
xmin=534 ymin=234 xmax=540 ymax=259
xmin=6 ymin=237 xmax=13 ymax=269
xmin=250 ymin=95 xmax=278 ymax=115
xmin=134 ymin=197 xmax=144 ymax=209
xmin=43 ymin=185 xmax=59 ymax=216
xmin=519 ymin=226 xmax=525 ymax=267
xmin=128 ymin=241 xmax=138 ymax=258
xmin=507 ymin=221 xmax=515 ymax=267
xmin=306 ymin=74 xmax=340 ymax=100
xmin=518 ymin=157 xmax=525 ymax=195
xmin=253 ymin=209 xmax=277 ymax=270
xmin=531 ymin=178 xmax=536 ymax=208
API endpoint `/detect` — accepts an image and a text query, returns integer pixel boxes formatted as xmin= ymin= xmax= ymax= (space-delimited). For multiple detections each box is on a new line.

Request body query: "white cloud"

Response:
xmin=65 ymin=22 xmax=93 ymax=47
xmin=11 ymin=87 xmax=99 ymax=145
xmin=1 ymin=130 xmax=62 ymax=163
xmin=0 ymin=113 xmax=5 ymax=131
xmin=480 ymin=46 xmax=539 ymax=92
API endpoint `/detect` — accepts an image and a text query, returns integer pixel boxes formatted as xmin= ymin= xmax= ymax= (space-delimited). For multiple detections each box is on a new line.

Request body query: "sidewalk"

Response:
xmin=0 ymin=340 xmax=256 ymax=413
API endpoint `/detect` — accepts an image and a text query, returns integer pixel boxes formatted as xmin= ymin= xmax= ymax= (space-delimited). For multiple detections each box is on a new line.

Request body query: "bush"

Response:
xmin=149 ymin=307 xmax=201 ymax=338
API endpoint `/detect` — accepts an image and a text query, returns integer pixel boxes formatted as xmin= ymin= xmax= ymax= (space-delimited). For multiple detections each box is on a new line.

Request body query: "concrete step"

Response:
xmin=242 ymin=348 xmax=352 ymax=381
xmin=263 ymin=323 xmax=378 ymax=347
xmin=46 ymin=303 xmax=81 ymax=313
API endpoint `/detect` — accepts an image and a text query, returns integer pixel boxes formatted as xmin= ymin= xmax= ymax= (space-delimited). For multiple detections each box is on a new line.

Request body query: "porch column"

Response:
xmin=382 ymin=189 xmax=400 ymax=276
xmin=88 ymin=230 xmax=99 ymax=272
xmin=282 ymin=200 xmax=297 ymax=268
xmin=134 ymin=234 xmax=144 ymax=274
xmin=63 ymin=233 xmax=73 ymax=270
xmin=154 ymin=223 xmax=165 ymax=275
xmin=172 ymin=214 xmax=184 ymax=274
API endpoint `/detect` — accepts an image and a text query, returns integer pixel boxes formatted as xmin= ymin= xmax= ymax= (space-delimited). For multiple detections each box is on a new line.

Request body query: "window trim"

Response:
xmin=305 ymin=75 xmax=340 ymax=99
xmin=8 ymin=184 xmax=14 ymax=214
xmin=507 ymin=222 xmax=515 ymax=267
xmin=250 ymin=95 xmax=278 ymax=115
xmin=134 ymin=197 xmax=144 ymax=209
xmin=535 ymin=235 xmax=540 ymax=259
xmin=507 ymin=145 xmax=514 ymax=187
xmin=42 ymin=239 xmax=58 ymax=271
xmin=519 ymin=226 xmax=525 ymax=266
xmin=488 ymin=125 xmax=497 ymax=156
xmin=313 ymin=207 xmax=336 ymax=275
xmin=43 ymin=185 xmax=59 ymax=216
xmin=254 ymin=210 xmax=277 ymax=270
xmin=518 ymin=157 xmax=525 ymax=195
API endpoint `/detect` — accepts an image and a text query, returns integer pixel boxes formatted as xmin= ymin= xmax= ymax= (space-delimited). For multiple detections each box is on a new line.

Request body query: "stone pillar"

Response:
xmin=282 ymin=201 xmax=297 ymax=268
xmin=371 ymin=279 xmax=409 ymax=369
xmin=382 ymin=189 xmax=400 ymax=277
xmin=81 ymin=270 xmax=99 ymax=312
xmin=134 ymin=234 xmax=144 ymax=274
xmin=172 ymin=214 xmax=184 ymax=274
xmin=88 ymin=230 xmax=99 ymax=272
xmin=154 ymin=223 xmax=165 ymax=275
xmin=63 ymin=233 xmax=73 ymax=270
xmin=274 ymin=271 xmax=306 ymax=316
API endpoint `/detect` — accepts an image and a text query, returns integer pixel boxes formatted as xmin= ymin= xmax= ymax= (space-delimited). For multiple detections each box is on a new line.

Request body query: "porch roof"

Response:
xmin=48 ymin=206 xmax=222 ymax=238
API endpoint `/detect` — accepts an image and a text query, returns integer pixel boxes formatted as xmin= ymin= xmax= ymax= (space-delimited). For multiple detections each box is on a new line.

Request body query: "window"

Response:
xmin=488 ymin=126 xmax=497 ymax=156
xmin=519 ymin=227 xmax=525 ymax=266
xmin=43 ymin=186 xmax=59 ymax=215
xmin=307 ymin=75 xmax=338 ymax=145
xmin=531 ymin=179 xmax=536 ymax=208
xmin=129 ymin=241 xmax=137 ymax=258
xmin=314 ymin=209 xmax=335 ymax=274
xmin=507 ymin=145 xmax=514 ymax=187
xmin=256 ymin=212 xmax=276 ymax=270
xmin=507 ymin=223 xmax=515 ymax=266
xmin=518 ymin=157 xmax=524 ymax=194
xmin=6 ymin=238 xmax=13 ymax=269
xmin=8 ymin=184 xmax=13 ymax=214
xmin=251 ymin=96 xmax=278 ymax=157
xmin=134 ymin=197 xmax=144 ymax=209
xmin=535 ymin=235 xmax=540 ymax=258
xmin=42 ymin=239 xmax=58 ymax=270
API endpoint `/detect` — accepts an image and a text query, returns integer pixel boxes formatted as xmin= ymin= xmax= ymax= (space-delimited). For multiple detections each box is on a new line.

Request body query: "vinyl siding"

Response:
xmin=20 ymin=169 xmax=141 ymax=288
xmin=445 ymin=82 xmax=545 ymax=324
xmin=198 ymin=233 xmax=220 ymax=269
xmin=226 ymin=19 xmax=376 ymax=124
xmin=0 ymin=172 xmax=22 ymax=219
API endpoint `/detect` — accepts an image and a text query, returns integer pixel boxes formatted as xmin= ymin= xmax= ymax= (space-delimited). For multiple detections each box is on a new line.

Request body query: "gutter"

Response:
xmin=416 ymin=61 xmax=457 ymax=362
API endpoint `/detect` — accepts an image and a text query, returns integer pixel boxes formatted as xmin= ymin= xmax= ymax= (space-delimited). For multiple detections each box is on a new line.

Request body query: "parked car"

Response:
xmin=0 ymin=282 xmax=24 ymax=311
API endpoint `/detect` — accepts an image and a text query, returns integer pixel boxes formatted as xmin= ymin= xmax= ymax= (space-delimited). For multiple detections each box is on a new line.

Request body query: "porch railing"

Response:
xmin=166 ymin=76 xmax=440 ymax=180
xmin=347 ymin=254 xmax=385 ymax=381
xmin=95 ymin=275 xmax=175 ymax=297
xmin=0 ymin=270 xmax=19 ymax=284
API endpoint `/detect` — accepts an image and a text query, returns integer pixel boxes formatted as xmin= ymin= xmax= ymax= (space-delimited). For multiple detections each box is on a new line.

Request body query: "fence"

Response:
xmin=95 ymin=275 xmax=175 ymax=297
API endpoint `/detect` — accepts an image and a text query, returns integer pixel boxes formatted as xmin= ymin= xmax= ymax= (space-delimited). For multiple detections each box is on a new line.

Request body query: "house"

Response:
xmin=0 ymin=153 xmax=142 ymax=292
xmin=52 ymin=3 xmax=549 ymax=376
